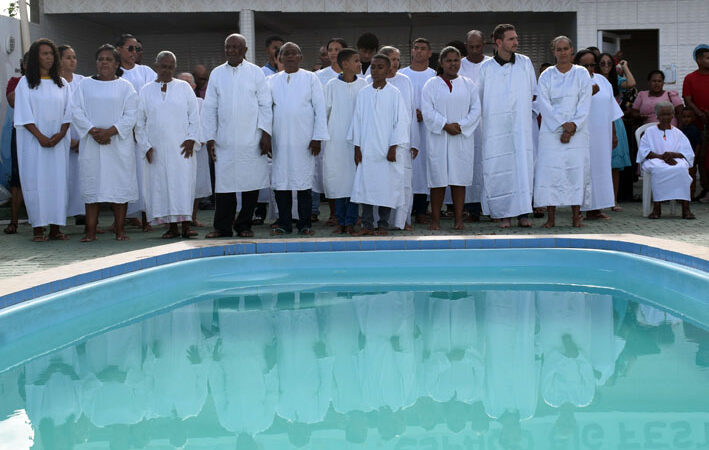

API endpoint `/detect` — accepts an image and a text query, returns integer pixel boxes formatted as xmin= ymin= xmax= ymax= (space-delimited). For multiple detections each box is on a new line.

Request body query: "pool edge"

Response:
xmin=1 ymin=233 xmax=707 ymax=309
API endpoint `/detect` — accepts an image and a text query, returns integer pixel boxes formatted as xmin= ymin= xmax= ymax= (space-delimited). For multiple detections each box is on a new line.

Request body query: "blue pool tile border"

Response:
xmin=1 ymin=236 xmax=707 ymax=310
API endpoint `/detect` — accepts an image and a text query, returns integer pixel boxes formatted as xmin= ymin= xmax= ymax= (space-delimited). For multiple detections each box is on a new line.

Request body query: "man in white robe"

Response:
xmin=268 ymin=42 xmax=329 ymax=235
xmin=478 ymin=24 xmax=537 ymax=228
xmin=637 ymin=102 xmax=696 ymax=219
xmin=116 ymin=33 xmax=157 ymax=228
xmin=202 ymin=34 xmax=273 ymax=238
xmin=349 ymin=54 xmax=410 ymax=235
xmin=261 ymin=35 xmax=284 ymax=77
xmin=459 ymin=30 xmax=492 ymax=221
xmin=400 ymin=38 xmax=436 ymax=223
xmin=13 ymin=65 xmax=72 ymax=241
xmin=378 ymin=46 xmax=419 ymax=230
xmin=136 ymin=51 xmax=200 ymax=238
xmin=323 ymin=48 xmax=367 ymax=234
xmin=356 ymin=32 xmax=379 ymax=78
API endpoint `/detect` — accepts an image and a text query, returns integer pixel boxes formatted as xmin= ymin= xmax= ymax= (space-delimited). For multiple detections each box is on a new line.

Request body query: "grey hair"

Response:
xmin=439 ymin=45 xmax=461 ymax=63
xmin=654 ymin=101 xmax=675 ymax=115
xmin=155 ymin=50 xmax=176 ymax=65
xmin=177 ymin=72 xmax=194 ymax=82
xmin=379 ymin=46 xmax=400 ymax=56
xmin=225 ymin=33 xmax=246 ymax=45
xmin=551 ymin=35 xmax=573 ymax=52
xmin=280 ymin=42 xmax=302 ymax=56
xmin=466 ymin=30 xmax=484 ymax=41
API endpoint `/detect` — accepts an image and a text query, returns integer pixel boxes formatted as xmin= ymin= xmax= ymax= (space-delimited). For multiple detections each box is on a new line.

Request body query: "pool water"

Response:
xmin=0 ymin=250 xmax=707 ymax=449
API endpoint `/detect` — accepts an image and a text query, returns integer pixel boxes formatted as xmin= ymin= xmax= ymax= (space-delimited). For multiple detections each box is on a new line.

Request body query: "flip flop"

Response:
xmin=299 ymin=228 xmax=316 ymax=236
xmin=270 ymin=227 xmax=290 ymax=236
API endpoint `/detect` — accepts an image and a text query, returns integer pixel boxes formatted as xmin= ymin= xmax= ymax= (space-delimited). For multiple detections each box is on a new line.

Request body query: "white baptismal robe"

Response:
xmin=194 ymin=97 xmax=212 ymax=199
xmin=399 ymin=66 xmax=437 ymax=195
xmin=269 ymin=69 xmax=329 ymax=191
xmin=534 ymin=65 xmax=593 ymax=207
xmin=72 ymin=77 xmax=139 ymax=204
xmin=637 ymin=125 xmax=694 ymax=201
xmin=422 ymin=75 xmax=481 ymax=188
xmin=313 ymin=66 xmax=340 ymax=194
xmin=459 ymin=56 xmax=491 ymax=202
xmin=202 ymin=60 xmax=273 ymax=193
xmin=13 ymin=77 xmax=72 ymax=227
xmin=66 ymin=74 xmax=86 ymax=217
xmin=582 ymin=74 xmax=624 ymax=211
xmin=478 ymin=55 xmax=536 ymax=218
xmin=348 ymin=83 xmax=410 ymax=208
xmin=323 ymin=76 xmax=368 ymax=199
xmin=121 ymin=64 xmax=157 ymax=216
xmin=136 ymin=79 xmax=200 ymax=224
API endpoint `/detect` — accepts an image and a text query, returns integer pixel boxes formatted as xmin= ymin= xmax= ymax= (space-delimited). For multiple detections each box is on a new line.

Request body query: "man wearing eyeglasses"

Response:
xmin=116 ymin=33 xmax=157 ymax=230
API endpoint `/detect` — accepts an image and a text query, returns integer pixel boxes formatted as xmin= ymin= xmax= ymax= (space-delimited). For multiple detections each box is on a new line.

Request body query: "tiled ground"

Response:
xmin=1 ymin=200 xmax=707 ymax=281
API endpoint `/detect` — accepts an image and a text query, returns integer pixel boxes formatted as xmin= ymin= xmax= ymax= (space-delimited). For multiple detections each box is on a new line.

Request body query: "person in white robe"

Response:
xmin=72 ymin=44 xmax=138 ymax=242
xmin=460 ymin=30 xmax=492 ymax=221
xmin=269 ymin=42 xmax=329 ymax=235
xmin=176 ymin=72 xmax=212 ymax=228
xmin=637 ymin=102 xmax=696 ymax=219
xmin=534 ymin=37 xmax=593 ymax=228
xmin=14 ymin=39 xmax=72 ymax=241
xmin=575 ymin=49 xmax=625 ymax=219
xmin=422 ymin=46 xmax=481 ymax=231
xmin=356 ymin=32 xmax=379 ymax=78
xmin=59 ymin=45 xmax=86 ymax=222
xmin=400 ymin=38 xmax=436 ymax=223
xmin=349 ymin=54 xmax=410 ymax=235
xmin=323 ymin=48 xmax=367 ymax=234
xmin=136 ymin=51 xmax=200 ymax=238
xmin=202 ymin=34 xmax=273 ymax=238
xmin=314 ymin=38 xmax=347 ymax=225
xmin=478 ymin=24 xmax=537 ymax=228
xmin=377 ymin=46 xmax=419 ymax=231
xmin=209 ymin=300 xmax=278 ymax=436
xmin=115 ymin=34 xmax=157 ymax=229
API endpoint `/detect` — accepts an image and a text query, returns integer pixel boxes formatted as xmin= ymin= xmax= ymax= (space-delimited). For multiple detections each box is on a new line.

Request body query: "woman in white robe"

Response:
xmin=637 ymin=102 xmax=696 ymax=219
xmin=534 ymin=37 xmax=593 ymax=228
xmin=422 ymin=46 xmax=481 ymax=231
xmin=576 ymin=50 xmax=624 ymax=219
xmin=14 ymin=38 xmax=72 ymax=241
xmin=72 ymin=44 xmax=139 ymax=241
xmin=136 ymin=51 xmax=200 ymax=238
xmin=59 ymin=45 xmax=86 ymax=221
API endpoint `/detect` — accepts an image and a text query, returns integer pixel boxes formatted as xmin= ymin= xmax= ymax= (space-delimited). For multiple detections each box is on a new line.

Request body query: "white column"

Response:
xmin=240 ymin=9 xmax=256 ymax=65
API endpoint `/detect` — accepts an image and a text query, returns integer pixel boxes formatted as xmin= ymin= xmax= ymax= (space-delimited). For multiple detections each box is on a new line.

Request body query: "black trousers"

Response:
xmin=275 ymin=189 xmax=312 ymax=232
xmin=412 ymin=193 xmax=428 ymax=216
xmin=213 ymin=190 xmax=259 ymax=235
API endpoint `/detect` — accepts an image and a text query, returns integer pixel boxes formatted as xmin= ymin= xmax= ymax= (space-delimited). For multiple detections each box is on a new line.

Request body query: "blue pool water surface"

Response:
xmin=0 ymin=249 xmax=707 ymax=449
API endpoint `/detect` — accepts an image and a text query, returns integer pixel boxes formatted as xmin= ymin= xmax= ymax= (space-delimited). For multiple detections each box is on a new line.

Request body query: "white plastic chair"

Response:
xmin=635 ymin=122 xmax=677 ymax=217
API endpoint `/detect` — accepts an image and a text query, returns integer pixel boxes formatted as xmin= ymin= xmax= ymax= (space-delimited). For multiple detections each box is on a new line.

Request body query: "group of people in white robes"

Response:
xmin=13 ymin=27 xmax=697 ymax=243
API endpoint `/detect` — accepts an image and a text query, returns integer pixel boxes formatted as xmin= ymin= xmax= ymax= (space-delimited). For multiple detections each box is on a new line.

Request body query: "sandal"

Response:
xmin=3 ymin=222 xmax=18 ymax=234
xmin=270 ymin=227 xmax=290 ymax=236
xmin=205 ymin=230 xmax=232 ymax=239
xmin=32 ymin=234 xmax=48 ymax=242
xmin=326 ymin=215 xmax=337 ymax=226
xmin=682 ymin=211 xmax=696 ymax=220
xmin=299 ymin=227 xmax=316 ymax=236
xmin=162 ymin=230 xmax=181 ymax=239
xmin=182 ymin=229 xmax=198 ymax=238
xmin=237 ymin=230 xmax=255 ymax=238
xmin=48 ymin=232 xmax=70 ymax=241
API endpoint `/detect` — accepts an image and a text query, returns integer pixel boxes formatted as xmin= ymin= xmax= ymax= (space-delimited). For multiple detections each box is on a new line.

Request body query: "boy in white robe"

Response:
xmin=349 ymin=54 xmax=410 ymax=235
xmin=478 ymin=24 xmax=537 ymax=228
xmin=136 ymin=51 xmax=200 ymax=238
xmin=421 ymin=46 xmax=481 ymax=231
xmin=324 ymin=48 xmax=367 ymax=234
xmin=14 ymin=39 xmax=72 ymax=241
xmin=202 ymin=34 xmax=273 ymax=238
xmin=400 ymin=38 xmax=437 ymax=223
xmin=269 ymin=42 xmax=329 ymax=235
xmin=637 ymin=102 xmax=696 ymax=219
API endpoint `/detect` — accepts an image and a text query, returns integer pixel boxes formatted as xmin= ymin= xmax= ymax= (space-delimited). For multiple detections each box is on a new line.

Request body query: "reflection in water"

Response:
xmin=1 ymin=288 xmax=708 ymax=449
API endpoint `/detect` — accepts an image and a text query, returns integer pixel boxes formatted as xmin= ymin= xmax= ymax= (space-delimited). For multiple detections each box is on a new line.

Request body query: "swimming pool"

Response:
xmin=0 ymin=247 xmax=707 ymax=449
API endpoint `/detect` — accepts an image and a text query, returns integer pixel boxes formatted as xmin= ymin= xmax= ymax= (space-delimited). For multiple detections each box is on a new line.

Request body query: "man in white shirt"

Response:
xmin=202 ymin=34 xmax=273 ymax=238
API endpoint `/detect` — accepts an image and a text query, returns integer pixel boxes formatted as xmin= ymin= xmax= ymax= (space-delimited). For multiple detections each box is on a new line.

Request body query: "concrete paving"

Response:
xmin=0 ymin=199 xmax=707 ymax=281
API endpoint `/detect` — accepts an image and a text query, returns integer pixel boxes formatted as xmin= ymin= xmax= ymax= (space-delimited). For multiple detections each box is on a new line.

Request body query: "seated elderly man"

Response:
xmin=637 ymin=101 xmax=696 ymax=219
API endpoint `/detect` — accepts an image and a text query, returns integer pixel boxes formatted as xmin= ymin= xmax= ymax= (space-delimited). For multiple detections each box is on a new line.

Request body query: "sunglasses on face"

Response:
xmin=124 ymin=45 xmax=142 ymax=52
xmin=581 ymin=63 xmax=596 ymax=68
